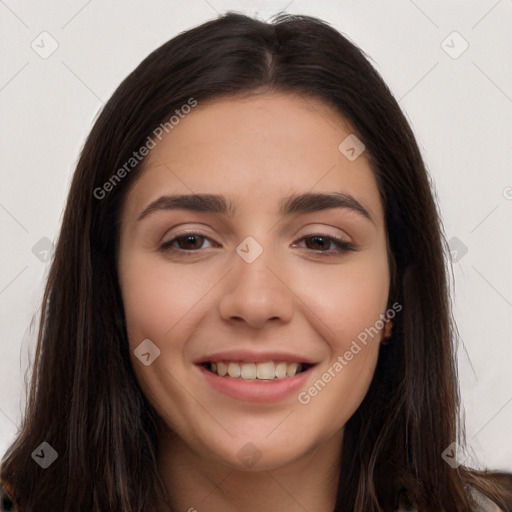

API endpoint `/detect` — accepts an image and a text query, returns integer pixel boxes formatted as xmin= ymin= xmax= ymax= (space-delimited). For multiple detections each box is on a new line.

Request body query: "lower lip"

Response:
xmin=196 ymin=364 xmax=315 ymax=403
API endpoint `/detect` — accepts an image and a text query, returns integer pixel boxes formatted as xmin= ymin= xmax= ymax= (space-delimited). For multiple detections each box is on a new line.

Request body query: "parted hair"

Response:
xmin=1 ymin=11 xmax=511 ymax=512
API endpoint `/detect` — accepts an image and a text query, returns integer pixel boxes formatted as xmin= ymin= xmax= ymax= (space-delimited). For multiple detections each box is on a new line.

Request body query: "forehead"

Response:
xmin=122 ymin=92 xmax=384 ymax=224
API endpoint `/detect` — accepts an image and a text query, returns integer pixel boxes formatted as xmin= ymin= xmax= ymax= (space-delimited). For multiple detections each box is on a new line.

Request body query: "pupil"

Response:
xmin=308 ymin=236 xmax=328 ymax=250
xmin=181 ymin=235 xmax=202 ymax=249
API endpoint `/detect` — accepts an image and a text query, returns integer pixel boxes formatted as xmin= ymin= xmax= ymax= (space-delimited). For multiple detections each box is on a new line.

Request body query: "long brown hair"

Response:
xmin=1 ymin=12 xmax=511 ymax=512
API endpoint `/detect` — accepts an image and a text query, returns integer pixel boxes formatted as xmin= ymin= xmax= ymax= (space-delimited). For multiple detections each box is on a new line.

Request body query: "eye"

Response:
xmin=160 ymin=232 xmax=217 ymax=252
xmin=159 ymin=231 xmax=355 ymax=256
xmin=292 ymin=234 xmax=355 ymax=256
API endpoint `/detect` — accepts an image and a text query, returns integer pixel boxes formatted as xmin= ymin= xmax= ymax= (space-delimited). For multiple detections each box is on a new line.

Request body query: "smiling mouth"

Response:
xmin=200 ymin=361 xmax=313 ymax=380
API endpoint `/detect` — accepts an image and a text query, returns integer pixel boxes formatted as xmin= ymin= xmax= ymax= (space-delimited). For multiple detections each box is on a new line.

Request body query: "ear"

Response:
xmin=382 ymin=319 xmax=393 ymax=341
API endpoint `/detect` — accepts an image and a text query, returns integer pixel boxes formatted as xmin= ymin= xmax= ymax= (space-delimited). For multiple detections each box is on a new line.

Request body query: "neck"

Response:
xmin=155 ymin=428 xmax=343 ymax=512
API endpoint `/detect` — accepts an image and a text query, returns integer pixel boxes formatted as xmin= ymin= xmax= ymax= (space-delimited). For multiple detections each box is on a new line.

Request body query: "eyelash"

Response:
xmin=159 ymin=232 xmax=356 ymax=257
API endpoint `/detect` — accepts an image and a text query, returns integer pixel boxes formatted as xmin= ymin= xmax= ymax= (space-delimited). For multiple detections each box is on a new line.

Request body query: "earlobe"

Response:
xmin=382 ymin=319 xmax=393 ymax=343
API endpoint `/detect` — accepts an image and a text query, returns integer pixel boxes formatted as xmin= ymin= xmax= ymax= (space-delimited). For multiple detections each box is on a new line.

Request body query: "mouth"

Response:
xmin=196 ymin=359 xmax=317 ymax=403
xmin=200 ymin=360 xmax=313 ymax=380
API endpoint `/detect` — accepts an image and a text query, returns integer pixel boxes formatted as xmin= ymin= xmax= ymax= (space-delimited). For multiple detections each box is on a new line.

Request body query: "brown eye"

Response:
xmin=160 ymin=233 xmax=215 ymax=252
xmin=293 ymin=234 xmax=356 ymax=256
xmin=176 ymin=235 xmax=205 ymax=250
xmin=304 ymin=236 xmax=333 ymax=251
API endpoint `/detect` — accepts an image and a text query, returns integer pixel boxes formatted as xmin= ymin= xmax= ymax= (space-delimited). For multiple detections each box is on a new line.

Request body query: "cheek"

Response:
xmin=293 ymin=251 xmax=389 ymax=424
xmin=120 ymin=253 xmax=208 ymax=345
xmin=294 ymin=250 xmax=390 ymax=347
xmin=119 ymin=254 xmax=203 ymax=421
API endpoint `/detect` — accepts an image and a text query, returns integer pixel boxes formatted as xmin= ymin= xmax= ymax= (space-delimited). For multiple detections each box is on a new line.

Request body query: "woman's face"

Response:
xmin=118 ymin=92 xmax=391 ymax=471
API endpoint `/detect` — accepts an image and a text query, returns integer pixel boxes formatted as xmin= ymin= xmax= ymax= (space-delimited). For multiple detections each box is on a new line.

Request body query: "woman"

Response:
xmin=1 ymin=11 xmax=511 ymax=512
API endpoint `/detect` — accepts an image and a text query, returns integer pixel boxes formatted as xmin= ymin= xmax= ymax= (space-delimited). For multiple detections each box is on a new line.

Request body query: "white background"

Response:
xmin=1 ymin=0 xmax=511 ymax=472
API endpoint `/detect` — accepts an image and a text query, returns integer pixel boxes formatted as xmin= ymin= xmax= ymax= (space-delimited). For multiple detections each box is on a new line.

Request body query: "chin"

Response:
xmin=202 ymin=433 xmax=315 ymax=473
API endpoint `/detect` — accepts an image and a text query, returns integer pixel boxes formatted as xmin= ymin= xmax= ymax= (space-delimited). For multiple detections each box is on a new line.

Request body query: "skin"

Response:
xmin=117 ymin=92 xmax=393 ymax=512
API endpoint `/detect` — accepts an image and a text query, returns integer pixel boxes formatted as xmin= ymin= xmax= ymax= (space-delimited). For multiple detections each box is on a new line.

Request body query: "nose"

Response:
xmin=218 ymin=241 xmax=295 ymax=329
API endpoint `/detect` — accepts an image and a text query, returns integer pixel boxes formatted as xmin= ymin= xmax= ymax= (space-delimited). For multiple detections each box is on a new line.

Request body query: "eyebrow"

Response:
xmin=136 ymin=192 xmax=373 ymax=223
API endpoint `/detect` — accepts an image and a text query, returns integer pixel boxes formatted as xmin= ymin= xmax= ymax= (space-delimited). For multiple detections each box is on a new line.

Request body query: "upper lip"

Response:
xmin=194 ymin=350 xmax=319 ymax=365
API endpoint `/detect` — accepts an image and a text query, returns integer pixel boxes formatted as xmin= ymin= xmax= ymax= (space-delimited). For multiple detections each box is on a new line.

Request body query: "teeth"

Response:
xmin=256 ymin=361 xmax=275 ymax=380
xmin=227 ymin=362 xmax=241 ymax=378
xmin=286 ymin=362 xmax=299 ymax=377
xmin=217 ymin=361 xmax=227 ymax=377
xmin=207 ymin=361 xmax=306 ymax=380
xmin=275 ymin=362 xmax=287 ymax=379
xmin=240 ymin=363 xmax=257 ymax=380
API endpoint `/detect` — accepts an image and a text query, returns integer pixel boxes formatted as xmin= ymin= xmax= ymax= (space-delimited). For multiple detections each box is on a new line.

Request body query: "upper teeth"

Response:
xmin=209 ymin=361 xmax=304 ymax=380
